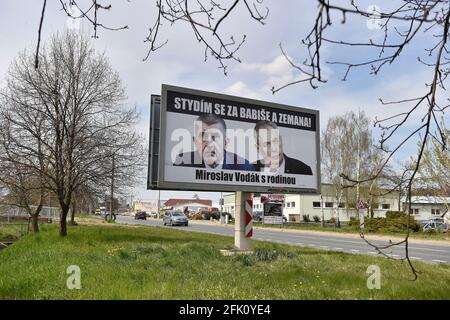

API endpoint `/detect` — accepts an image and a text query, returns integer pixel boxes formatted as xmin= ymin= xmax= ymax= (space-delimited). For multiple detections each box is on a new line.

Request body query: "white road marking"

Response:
xmin=409 ymin=247 xmax=449 ymax=253
xmin=410 ymin=257 xmax=422 ymax=260
xmin=432 ymin=259 xmax=447 ymax=263
xmin=367 ymin=252 xmax=377 ymax=255
xmin=350 ymin=249 xmax=360 ymax=253
xmin=334 ymin=248 xmax=343 ymax=251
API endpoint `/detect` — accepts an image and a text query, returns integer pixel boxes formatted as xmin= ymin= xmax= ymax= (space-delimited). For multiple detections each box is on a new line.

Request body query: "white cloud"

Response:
xmin=224 ymin=81 xmax=262 ymax=99
xmin=239 ymin=54 xmax=304 ymax=90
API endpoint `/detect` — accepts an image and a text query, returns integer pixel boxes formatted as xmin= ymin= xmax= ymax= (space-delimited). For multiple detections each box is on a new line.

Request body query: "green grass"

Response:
xmin=0 ymin=223 xmax=449 ymax=299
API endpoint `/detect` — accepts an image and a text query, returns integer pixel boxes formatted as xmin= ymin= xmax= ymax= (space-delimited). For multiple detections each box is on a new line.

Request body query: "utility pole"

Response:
xmin=355 ymin=107 xmax=364 ymax=222
xmin=356 ymin=107 xmax=361 ymax=207
xmin=157 ymin=190 xmax=161 ymax=218
xmin=130 ymin=194 xmax=133 ymax=212
xmin=109 ymin=154 xmax=115 ymax=221
xmin=220 ymin=191 xmax=223 ymax=223
xmin=320 ymin=194 xmax=324 ymax=227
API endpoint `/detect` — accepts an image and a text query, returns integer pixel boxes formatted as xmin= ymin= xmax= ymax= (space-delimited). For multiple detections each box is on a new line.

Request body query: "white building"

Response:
xmin=402 ymin=196 xmax=450 ymax=222
xmin=133 ymin=200 xmax=164 ymax=213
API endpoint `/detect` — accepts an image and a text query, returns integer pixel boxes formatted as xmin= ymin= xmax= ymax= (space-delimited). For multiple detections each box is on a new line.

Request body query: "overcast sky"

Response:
xmin=0 ymin=1 xmax=445 ymax=206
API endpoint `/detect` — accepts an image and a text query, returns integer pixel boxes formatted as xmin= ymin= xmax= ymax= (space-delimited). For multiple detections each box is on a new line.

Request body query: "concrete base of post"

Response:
xmin=220 ymin=249 xmax=253 ymax=256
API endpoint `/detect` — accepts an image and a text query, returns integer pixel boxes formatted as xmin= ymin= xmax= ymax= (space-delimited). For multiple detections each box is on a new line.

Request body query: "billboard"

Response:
xmin=261 ymin=194 xmax=285 ymax=204
xmin=157 ymin=84 xmax=320 ymax=193
xmin=261 ymin=194 xmax=285 ymax=225
xmin=263 ymin=203 xmax=284 ymax=225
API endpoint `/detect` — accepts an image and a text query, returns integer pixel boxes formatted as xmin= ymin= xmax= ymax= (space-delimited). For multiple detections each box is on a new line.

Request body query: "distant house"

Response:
xmin=401 ymin=196 xmax=450 ymax=222
xmin=164 ymin=199 xmax=212 ymax=212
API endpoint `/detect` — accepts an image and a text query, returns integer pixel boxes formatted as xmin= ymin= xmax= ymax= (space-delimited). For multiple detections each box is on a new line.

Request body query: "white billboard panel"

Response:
xmin=158 ymin=85 xmax=320 ymax=194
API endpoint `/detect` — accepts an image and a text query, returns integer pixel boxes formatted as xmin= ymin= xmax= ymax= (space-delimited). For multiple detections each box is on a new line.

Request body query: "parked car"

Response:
xmin=134 ymin=211 xmax=147 ymax=220
xmin=423 ymin=221 xmax=449 ymax=233
xmin=163 ymin=211 xmax=188 ymax=226
xmin=148 ymin=211 xmax=158 ymax=218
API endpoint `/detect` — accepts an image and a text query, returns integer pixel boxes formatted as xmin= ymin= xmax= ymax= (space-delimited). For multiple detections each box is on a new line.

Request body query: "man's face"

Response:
xmin=194 ymin=121 xmax=226 ymax=167
xmin=256 ymin=126 xmax=284 ymax=168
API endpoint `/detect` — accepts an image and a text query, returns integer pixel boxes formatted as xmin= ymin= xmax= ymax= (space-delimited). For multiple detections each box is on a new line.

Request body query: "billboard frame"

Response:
xmin=157 ymin=84 xmax=321 ymax=194
xmin=147 ymin=95 xmax=161 ymax=190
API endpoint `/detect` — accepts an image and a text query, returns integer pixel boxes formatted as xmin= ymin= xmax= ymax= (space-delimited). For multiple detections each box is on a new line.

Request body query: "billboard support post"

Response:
xmin=234 ymin=191 xmax=252 ymax=251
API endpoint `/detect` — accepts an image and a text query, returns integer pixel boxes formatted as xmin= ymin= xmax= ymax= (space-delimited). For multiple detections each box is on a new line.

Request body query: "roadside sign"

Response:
xmin=261 ymin=194 xmax=285 ymax=204
xmin=245 ymin=199 xmax=253 ymax=238
xmin=357 ymin=200 xmax=367 ymax=209
xmin=357 ymin=200 xmax=367 ymax=230
xmin=263 ymin=202 xmax=284 ymax=225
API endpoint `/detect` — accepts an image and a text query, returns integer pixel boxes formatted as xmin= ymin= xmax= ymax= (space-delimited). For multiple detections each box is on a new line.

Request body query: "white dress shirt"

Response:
xmin=261 ymin=156 xmax=285 ymax=175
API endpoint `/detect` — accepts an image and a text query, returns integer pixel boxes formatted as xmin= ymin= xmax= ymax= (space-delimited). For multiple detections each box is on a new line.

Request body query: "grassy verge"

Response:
xmin=0 ymin=222 xmax=449 ymax=299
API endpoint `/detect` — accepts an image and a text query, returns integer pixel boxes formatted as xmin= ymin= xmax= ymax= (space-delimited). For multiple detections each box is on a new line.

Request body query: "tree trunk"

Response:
xmin=109 ymin=154 xmax=115 ymax=221
xmin=335 ymin=188 xmax=342 ymax=228
xmin=320 ymin=194 xmax=325 ymax=227
xmin=60 ymin=206 xmax=69 ymax=236
xmin=70 ymin=198 xmax=77 ymax=226
xmin=28 ymin=202 xmax=43 ymax=233
xmin=31 ymin=214 xmax=40 ymax=233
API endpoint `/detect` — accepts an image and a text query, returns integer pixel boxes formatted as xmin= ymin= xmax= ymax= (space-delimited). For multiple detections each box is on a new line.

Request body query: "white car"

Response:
xmin=163 ymin=211 xmax=188 ymax=226
xmin=423 ymin=221 xmax=449 ymax=233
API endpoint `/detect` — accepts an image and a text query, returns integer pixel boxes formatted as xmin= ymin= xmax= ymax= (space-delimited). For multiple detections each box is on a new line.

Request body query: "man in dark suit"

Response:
xmin=174 ymin=114 xmax=255 ymax=171
xmin=253 ymin=120 xmax=312 ymax=175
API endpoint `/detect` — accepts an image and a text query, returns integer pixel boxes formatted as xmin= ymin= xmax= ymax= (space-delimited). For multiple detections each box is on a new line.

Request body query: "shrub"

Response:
xmin=202 ymin=212 xmax=210 ymax=220
xmin=327 ymin=217 xmax=336 ymax=224
xmin=386 ymin=211 xmax=404 ymax=219
xmin=364 ymin=217 xmax=386 ymax=232
xmin=363 ymin=211 xmax=420 ymax=233
xmin=201 ymin=211 xmax=220 ymax=220
xmin=313 ymin=215 xmax=320 ymax=223
xmin=348 ymin=217 xmax=358 ymax=227
xmin=201 ymin=211 xmax=212 ymax=220
xmin=222 ymin=212 xmax=233 ymax=221
xmin=191 ymin=212 xmax=203 ymax=220
xmin=302 ymin=214 xmax=310 ymax=222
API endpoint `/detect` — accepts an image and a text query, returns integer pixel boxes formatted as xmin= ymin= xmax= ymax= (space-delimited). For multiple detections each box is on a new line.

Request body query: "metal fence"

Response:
xmin=0 ymin=205 xmax=60 ymax=222
xmin=0 ymin=222 xmax=29 ymax=249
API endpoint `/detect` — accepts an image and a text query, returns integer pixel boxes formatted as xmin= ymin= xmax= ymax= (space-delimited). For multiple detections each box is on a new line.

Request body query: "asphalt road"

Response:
xmin=116 ymin=216 xmax=450 ymax=265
